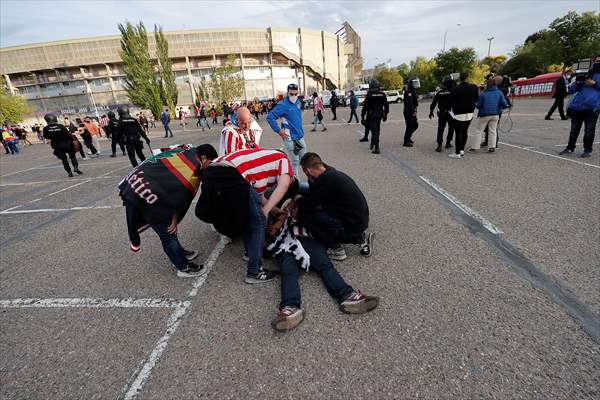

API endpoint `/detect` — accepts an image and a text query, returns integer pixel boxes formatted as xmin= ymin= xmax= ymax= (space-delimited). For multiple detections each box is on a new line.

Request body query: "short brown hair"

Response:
xmin=300 ymin=152 xmax=323 ymax=169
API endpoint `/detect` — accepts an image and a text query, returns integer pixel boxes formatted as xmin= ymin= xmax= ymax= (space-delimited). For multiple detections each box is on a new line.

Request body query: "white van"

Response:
xmin=385 ymin=90 xmax=402 ymax=103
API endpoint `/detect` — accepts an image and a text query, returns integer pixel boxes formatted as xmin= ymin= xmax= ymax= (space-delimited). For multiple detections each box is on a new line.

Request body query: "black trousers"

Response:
xmin=348 ymin=108 xmax=359 ymax=123
xmin=403 ymin=113 xmax=419 ymax=143
xmin=112 ymin=135 xmax=126 ymax=155
xmin=453 ymin=119 xmax=472 ymax=154
xmin=126 ymin=140 xmax=146 ymax=167
xmin=368 ymin=118 xmax=382 ymax=150
xmin=298 ymin=207 xmax=363 ymax=249
xmin=546 ymin=97 xmax=566 ymax=119
xmin=55 ymin=149 xmax=78 ymax=173
xmin=331 ymin=106 xmax=337 ymax=120
xmin=436 ymin=111 xmax=455 ymax=145
xmin=82 ymin=134 xmax=97 ymax=155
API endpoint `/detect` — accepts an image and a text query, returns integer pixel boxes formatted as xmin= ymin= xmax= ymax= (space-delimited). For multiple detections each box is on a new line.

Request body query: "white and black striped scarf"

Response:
xmin=266 ymin=215 xmax=311 ymax=271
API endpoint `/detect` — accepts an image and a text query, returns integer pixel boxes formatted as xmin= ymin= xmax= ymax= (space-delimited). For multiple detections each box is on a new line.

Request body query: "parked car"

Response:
xmin=385 ymin=90 xmax=402 ymax=103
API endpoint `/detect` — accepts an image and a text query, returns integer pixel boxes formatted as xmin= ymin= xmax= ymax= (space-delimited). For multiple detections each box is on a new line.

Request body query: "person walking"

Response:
xmin=429 ymin=77 xmax=455 ymax=152
xmin=199 ymin=105 xmax=211 ymax=131
xmin=1 ymin=128 xmax=20 ymax=155
xmin=84 ymin=117 xmax=102 ymax=155
xmin=559 ymin=56 xmax=600 ymax=158
xmin=448 ymin=72 xmax=480 ymax=159
xmin=545 ymin=69 xmax=571 ymax=120
xmin=77 ymin=118 xmax=98 ymax=157
xmin=105 ymin=111 xmax=126 ymax=157
xmin=65 ymin=117 xmax=87 ymax=160
xmin=252 ymin=101 xmax=261 ymax=121
xmin=468 ymin=79 xmax=509 ymax=153
xmin=360 ymin=79 xmax=389 ymax=154
xmin=211 ymin=106 xmax=218 ymax=126
xmin=311 ymin=92 xmax=327 ymax=132
xmin=403 ymin=79 xmax=419 ymax=147
xmin=267 ymin=83 xmax=307 ymax=176
xmin=138 ymin=112 xmax=150 ymax=135
xmin=330 ymin=90 xmax=338 ymax=120
xmin=348 ymin=90 xmax=359 ymax=123
xmin=118 ymin=106 xmax=151 ymax=167
xmin=178 ymin=108 xmax=186 ymax=131
xmin=161 ymin=108 xmax=174 ymax=138
xmin=42 ymin=113 xmax=82 ymax=177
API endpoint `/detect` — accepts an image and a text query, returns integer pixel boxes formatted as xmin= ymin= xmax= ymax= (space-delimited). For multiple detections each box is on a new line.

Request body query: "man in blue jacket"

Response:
xmin=267 ymin=83 xmax=306 ymax=176
xmin=559 ymin=56 xmax=600 ymax=158
xmin=161 ymin=107 xmax=174 ymax=138
xmin=468 ymin=79 xmax=509 ymax=153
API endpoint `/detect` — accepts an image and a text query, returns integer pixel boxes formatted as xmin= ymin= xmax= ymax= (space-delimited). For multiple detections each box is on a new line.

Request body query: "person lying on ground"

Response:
xmin=265 ymin=200 xmax=379 ymax=332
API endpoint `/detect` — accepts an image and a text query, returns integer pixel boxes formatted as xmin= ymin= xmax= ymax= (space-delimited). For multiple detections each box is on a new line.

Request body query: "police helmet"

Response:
xmin=369 ymin=79 xmax=380 ymax=90
xmin=107 ymin=111 xmax=116 ymax=119
xmin=117 ymin=106 xmax=130 ymax=117
xmin=44 ymin=113 xmax=58 ymax=124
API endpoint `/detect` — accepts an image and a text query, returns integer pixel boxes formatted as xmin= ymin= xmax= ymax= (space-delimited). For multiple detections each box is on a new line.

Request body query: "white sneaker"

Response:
xmin=327 ymin=246 xmax=347 ymax=261
xmin=460 ymin=150 xmax=465 ymax=155
xmin=448 ymin=153 xmax=462 ymax=159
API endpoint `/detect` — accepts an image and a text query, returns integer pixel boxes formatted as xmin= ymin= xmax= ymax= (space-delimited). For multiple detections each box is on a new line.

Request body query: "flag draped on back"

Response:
xmin=119 ymin=147 xmax=201 ymax=225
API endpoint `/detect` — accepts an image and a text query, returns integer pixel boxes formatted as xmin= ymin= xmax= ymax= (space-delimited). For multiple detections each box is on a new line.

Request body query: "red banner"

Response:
xmin=511 ymin=72 xmax=561 ymax=97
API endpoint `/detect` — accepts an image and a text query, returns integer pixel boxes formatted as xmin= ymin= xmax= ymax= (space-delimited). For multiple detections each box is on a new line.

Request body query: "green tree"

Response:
xmin=549 ymin=11 xmax=600 ymax=65
xmin=434 ymin=47 xmax=477 ymax=81
xmin=0 ymin=77 xmax=31 ymax=126
xmin=118 ymin=21 xmax=163 ymax=118
xmin=500 ymin=52 xmax=545 ymax=78
xmin=209 ymin=55 xmax=245 ymax=102
xmin=547 ymin=63 xmax=565 ymax=73
xmin=397 ymin=63 xmax=410 ymax=81
xmin=154 ymin=25 xmax=177 ymax=117
xmin=481 ymin=55 xmax=508 ymax=73
xmin=374 ymin=68 xmax=404 ymax=90
xmin=469 ymin=62 xmax=491 ymax=85
xmin=408 ymin=56 xmax=438 ymax=93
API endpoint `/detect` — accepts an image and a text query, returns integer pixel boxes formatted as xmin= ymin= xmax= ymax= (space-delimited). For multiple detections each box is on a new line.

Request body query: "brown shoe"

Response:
xmin=271 ymin=306 xmax=304 ymax=332
xmin=339 ymin=290 xmax=379 ymax=314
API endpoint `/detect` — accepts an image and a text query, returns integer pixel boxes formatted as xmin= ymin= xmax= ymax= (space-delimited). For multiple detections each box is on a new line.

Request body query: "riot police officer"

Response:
xmin=429 ymin=77 xmax=455 ymax=152
xmin=42 ymin=113 xmax=82 ymax=177
xmin=360 ymin=79 xmax=389 ymax=154
xmin=403 ymin=78 xmax=419 ymax=147
xmin=117 ymin=106 xmax=151 ymax=167
xmin=105 ymin=111 xmax=126 ymax=157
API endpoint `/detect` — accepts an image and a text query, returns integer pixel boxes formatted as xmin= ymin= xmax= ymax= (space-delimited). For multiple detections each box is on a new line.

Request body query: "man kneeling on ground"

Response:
xmin=266 ymin=201 xmax=379 ymax=332
xmin=295 ymin=152 xmax=374 ymax=260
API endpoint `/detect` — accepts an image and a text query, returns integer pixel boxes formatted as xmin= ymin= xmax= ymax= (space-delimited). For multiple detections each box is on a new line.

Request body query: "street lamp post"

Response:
xmin=442 ymin=23 xmax=461 ymax=52
xmin=487 ymin=37 xmax=495 ymax=57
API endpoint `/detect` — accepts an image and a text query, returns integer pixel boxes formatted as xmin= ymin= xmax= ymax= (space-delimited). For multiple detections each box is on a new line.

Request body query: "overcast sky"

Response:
xmin=1 ymin=0 xmax=597 ymax=66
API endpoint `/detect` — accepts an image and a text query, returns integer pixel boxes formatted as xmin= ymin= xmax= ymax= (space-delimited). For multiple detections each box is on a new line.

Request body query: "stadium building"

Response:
xmin=0 ymin=23 xmax=362 ymax=119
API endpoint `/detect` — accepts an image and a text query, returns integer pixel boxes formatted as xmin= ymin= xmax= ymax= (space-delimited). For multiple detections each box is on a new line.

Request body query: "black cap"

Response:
xmin=287 ymin=83 xmax=299 ymax=91
xmin=107 ymin=111 xmax=116 ymax=118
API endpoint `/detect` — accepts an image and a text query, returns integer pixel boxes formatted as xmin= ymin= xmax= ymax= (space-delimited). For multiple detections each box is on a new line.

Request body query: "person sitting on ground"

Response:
xmin=295 ymin=152 xmax=374 ymax=261
xmin=266 ymin=200 xmax=379 ymax=332
xmin=218 ymin=106 xmax=262 ymax=155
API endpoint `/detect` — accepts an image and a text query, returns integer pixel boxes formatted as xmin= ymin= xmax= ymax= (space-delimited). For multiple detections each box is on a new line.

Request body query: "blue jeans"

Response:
xmin=163 ymin=124 xmax=174 ymax=137
xmin=276 ymin=237 xmax=354 ymax=308
xmin=151 ymin=223 xmax=187 ymax=270
xmin=6 ymin=141 xmax=19 ymax=154
xmin=282 ymin=137 xmax=306 ymax=177
xmin=567 ymin=109 xmax=598 ymax=153
xmin=243 ymin=189 xmax=266 ymax=276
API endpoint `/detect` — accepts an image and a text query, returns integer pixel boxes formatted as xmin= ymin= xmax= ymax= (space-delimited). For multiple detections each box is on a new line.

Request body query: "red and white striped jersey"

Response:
xmin=218 ymin=120 xmax=263 ymax=155
xmin=214 ymin=148 xmax=293 ymax=193
xmin=99 ymin=116 xmax=109 ymax=128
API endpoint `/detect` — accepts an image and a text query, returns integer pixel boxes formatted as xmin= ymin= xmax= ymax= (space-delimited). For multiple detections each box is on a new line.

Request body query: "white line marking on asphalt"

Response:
xmin=500 ymin=142 xmax=600 ymax=169
xmin=123 ymin=238 xmax=227 ymax=400
xmin=418 ymin=176 xmax=504 ymax=235
xmin=0 ymin=176 xmax=121 ymax=187
xmin=46 ymin=180 xmax=92 ymax=197
xmin=0 ymin=298 xmax=188 ymax=309
xmin=0 ymin=205 xmax=120 ymax=215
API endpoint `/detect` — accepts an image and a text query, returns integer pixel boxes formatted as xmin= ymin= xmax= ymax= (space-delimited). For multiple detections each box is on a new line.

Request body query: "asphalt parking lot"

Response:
xmin=1 ymin=98 xmax=599 ymax=399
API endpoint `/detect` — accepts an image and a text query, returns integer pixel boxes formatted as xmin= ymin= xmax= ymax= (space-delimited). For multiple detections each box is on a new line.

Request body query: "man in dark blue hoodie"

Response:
xmin=559 ymin=56 xmax=600 ymax=158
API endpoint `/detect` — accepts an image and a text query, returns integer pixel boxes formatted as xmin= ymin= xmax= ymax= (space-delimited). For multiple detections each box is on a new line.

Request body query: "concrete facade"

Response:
xmin=0 ymin=24 xmax=362 ymax=118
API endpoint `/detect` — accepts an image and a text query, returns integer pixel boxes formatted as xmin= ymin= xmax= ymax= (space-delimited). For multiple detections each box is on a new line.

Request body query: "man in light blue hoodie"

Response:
xmin=559 ymin=55 xmax=600 ymax=158
xmin=267 ymin=83 xmax=306 ymax=176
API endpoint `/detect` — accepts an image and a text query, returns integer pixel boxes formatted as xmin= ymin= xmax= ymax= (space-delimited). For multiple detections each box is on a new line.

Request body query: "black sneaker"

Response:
xmin=176 ymin=262 xmax=206 ymax=278
xmin=68 ymin=172 xmax=74 ymax=177
xmin=403 ymin=143 xmax=413 ymax=147
xmin=183 ymin=249 xmax=199 ymax=261
xmin=245 ymin=268 xmax=279 ymax=284
xmin=359 ymin=138 xmax=368 ymax=142
xmin=435 ymin=144 xmax=442 ymax=152
xmin=110 ymin=154 xmax=116 ymax=158
xmin=445 ymin=142 xmax=453 ymax=149
xmin=360 ymin=231 xmax=375 ymax=257
xmin=74 ymin=169 xmax=83 ymax=175
xmin=559 ymin=148 xmax=574 ymax=155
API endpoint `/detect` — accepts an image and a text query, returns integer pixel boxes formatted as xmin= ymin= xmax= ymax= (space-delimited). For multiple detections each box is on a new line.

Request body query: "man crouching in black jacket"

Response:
xmin=294 ymin=152 xmax=374 ymax=261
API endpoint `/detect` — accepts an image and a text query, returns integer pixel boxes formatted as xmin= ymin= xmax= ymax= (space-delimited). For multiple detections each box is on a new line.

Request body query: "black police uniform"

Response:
xmin=403 ymin=86 xmax=419 ymax=145
xmin=430 ymin=86 xmax=455 ymax=149
xmin=360 ymin=89 xmax=389 ymax=154
xmin=330 ymin=94 xmax=338 ymax=120
xmin=118 ymin=116 xmax=150 ymax=167
xmin=105 ymin=117 xmax=126 ymax=157
xmin=43 ymin=123 xmax=80 ymax=176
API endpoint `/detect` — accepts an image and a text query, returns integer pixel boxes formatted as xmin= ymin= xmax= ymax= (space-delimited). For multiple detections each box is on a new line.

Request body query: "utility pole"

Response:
xmin=487 ymin=37 xmax=495 ymax=57
xmin=442 ymin=23 xmax=461 ymax=52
